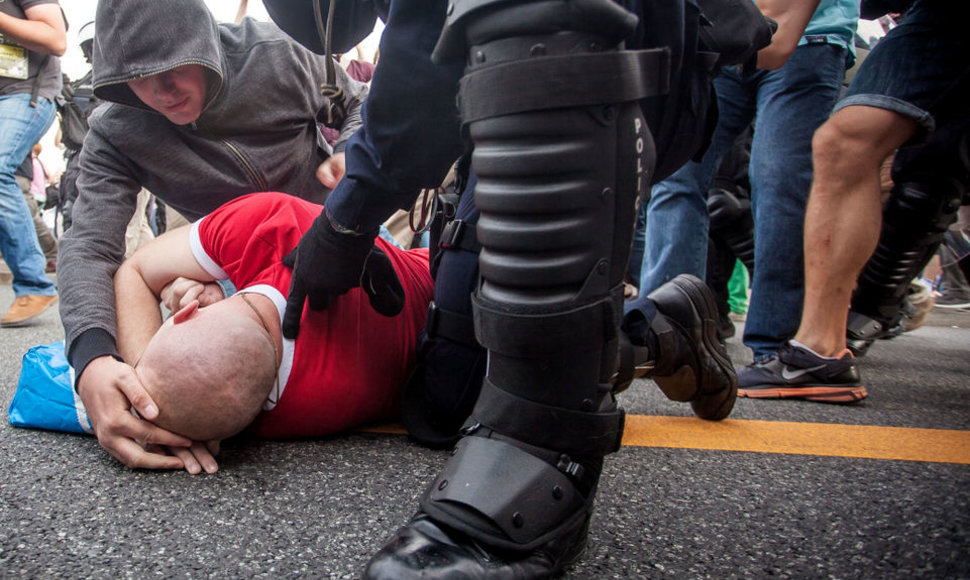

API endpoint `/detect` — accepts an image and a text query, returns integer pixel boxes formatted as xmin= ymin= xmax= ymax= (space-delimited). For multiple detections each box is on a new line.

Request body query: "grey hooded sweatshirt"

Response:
xmin=58 ymin=0 xmax=367 ymax=377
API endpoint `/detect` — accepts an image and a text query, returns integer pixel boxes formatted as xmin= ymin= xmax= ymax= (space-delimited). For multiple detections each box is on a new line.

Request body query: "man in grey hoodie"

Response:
xmin=57 ymin=0 xmax=367 ymax=470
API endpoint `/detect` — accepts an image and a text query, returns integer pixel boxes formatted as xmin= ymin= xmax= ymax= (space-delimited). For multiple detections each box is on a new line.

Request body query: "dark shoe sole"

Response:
xmin=654 ymin=275 xmax=738 ymax=421
xmin=738 ymin=384 xmax=867 ymax=403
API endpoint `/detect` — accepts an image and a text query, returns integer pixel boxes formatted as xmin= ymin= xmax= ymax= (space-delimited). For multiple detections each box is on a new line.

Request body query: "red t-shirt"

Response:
xmin=191 ymin=192 xmax=432 ymax=438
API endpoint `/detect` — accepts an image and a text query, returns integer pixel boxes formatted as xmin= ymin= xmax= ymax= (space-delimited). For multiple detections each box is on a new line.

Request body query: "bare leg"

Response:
xmin=794 ymin=105 xmax=918 ymax=356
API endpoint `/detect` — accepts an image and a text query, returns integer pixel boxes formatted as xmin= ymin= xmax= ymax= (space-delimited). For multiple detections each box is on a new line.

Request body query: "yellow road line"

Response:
xmin=362 ymin=415 xmax=970 ymax=465
xmin=622 ymin=415 xmax=970 ymax=464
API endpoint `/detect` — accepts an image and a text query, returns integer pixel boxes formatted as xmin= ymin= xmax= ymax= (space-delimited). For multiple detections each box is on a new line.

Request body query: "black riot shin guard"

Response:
xmin=848 ymin=179 xmax=962 ymax=346
xmin=417 ymin=0 xmax=665 ymax=553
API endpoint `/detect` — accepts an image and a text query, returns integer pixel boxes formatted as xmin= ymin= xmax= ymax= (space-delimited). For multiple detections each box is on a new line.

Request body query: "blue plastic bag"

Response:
xmin=8 ymin=341 xmax=93 ymax=435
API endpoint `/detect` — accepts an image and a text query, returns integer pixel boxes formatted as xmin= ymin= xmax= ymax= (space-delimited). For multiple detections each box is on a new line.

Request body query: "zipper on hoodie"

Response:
xmin=222 ymin=139 xmax=268 ymax=192
xmin=188 ymin=119 xmax=268 ymax=192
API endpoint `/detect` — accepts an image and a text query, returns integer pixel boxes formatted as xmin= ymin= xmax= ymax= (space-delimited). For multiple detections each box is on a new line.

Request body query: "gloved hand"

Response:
xmin=282 ymin=212 xmax=404 ymax=338
xmin=706 ymin=187 xmax=750 ymax=230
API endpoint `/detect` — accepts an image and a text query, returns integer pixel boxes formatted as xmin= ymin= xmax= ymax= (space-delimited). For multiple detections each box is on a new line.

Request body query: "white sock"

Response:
xmin=789 ymin=339 xmax=841 ymax=360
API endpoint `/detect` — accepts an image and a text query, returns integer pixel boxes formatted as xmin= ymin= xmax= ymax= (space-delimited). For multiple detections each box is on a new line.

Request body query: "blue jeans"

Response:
xmin=627 ymin=43 xmax=847 ymax=360
xmin=0 ymin=93 xmax=57 ymax=297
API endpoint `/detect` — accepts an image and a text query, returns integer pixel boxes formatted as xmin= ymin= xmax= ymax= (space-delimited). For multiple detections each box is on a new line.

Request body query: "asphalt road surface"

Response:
xmin=1 ymin=279 xmax=968 ymax=578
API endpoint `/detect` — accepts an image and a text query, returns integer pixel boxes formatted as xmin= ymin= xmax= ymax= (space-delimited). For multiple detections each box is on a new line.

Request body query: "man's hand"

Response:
xmin=282 ymin=211 xmax=402 ymax=338
xmin=154 ymin=440 xmax=220 ymax=475
xmin=78 ymin=356 xmax=192 ymax=470
xmin=160 ymin=277 xmax=225 ymax=312
xmin=316 ymin=152 xmax=347 ymax=189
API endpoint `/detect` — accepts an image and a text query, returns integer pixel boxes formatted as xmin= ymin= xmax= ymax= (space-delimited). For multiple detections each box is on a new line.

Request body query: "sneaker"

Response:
xmin=738 ymin=342 xmax=866 ymax=403
xmin=1 ymin=294 xmax=58 ymax=327
xmin=933 ymin=290 xmax=970 ymax=310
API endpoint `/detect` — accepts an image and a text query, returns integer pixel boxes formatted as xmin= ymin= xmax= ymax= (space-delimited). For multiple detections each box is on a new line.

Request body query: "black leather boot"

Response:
xmin=622 ymin=274 xmax=738 ymax=420
xmin=365 ymin=510 xmax=590 ymax=579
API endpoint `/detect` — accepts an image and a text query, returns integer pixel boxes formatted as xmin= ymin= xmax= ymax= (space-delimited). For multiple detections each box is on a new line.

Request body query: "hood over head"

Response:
xmin=92 ymin=0 xmax=224 ymax=111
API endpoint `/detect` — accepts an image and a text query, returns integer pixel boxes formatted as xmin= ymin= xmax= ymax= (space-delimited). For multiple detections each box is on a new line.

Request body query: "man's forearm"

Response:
xmin=0 ymin=5 xmax=67 ymax=56
xmin=755 ymin=0 xmax=822 ymax=69
xmin=59 ymin=226 xmax=127 ymax=379
xmin=113 ymin=225 xmax=213 ymax=362
xmin=114 ymin=262 xmax=166 ymax=364
xmin=323 ymin=5 xmax=465 ymax=233
xmin=59 ymin=130 xmax=148 ymax=374
xmin=58 ymin=227 xmax=129 ymax=375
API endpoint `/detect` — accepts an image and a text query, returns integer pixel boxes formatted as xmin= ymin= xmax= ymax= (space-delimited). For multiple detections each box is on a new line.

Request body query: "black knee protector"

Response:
xmin=850 ymin=179 xmax=963 ymax=328
xmin=417 ymin=0 xmax=668 ymax=552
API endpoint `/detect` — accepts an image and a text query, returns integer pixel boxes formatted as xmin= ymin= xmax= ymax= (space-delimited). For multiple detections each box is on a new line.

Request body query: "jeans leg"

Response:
xmin=21 ymin=188 xmax=58 ymax=262
xmin=744 ymin=44 xmax=847 ymax=360
xmin=626 ymin=201 xmax=647 ymax=287
xmin=626 ymin=70 xmax=756 ymax=317
xmin=0 ymin=94 xmax=57 ymax=297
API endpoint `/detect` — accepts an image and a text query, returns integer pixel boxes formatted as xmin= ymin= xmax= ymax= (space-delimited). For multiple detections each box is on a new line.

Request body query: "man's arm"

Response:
xmin=58 ymin=127 xmax=194 ymax=470
xmin=0 ymin=3 xmax=66 ymax=56
xmin=113 ymin=225 xmax=221 ymax=475
xmin=755 ymin=0 xmax=822 ymax=70
xmin=58 ymin=131 xmax=141 ymax=377
xmin=114 ymin=225 xmax=215 ymax=364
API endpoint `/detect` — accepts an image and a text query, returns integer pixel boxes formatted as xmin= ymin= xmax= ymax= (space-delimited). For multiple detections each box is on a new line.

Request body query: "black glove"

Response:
xmin=359 ymin=246 xmax=407 ymax=318
xmin=281 ymin=212 xmax=404 ymax=338
xmin=706 ymin=187 xmax=749 ymax=229
xmin=696 ymin=0 xmax=777 ymax=71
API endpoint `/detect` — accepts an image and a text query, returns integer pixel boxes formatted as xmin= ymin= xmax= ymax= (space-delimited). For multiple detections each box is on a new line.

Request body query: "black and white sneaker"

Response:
xmin=738 ymin=342 xmax=866 ymax=403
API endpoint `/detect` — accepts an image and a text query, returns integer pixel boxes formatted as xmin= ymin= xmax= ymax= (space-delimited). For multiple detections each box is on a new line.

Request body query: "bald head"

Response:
xmin=136 ymin=298 xmax=278 ymax=442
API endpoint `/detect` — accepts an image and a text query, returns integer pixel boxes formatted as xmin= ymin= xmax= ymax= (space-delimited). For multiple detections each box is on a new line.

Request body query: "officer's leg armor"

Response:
xmin=420 ymin=0 xmax=662 ymax=557
xmin=847 ymin=127 xmax=969 ymax=353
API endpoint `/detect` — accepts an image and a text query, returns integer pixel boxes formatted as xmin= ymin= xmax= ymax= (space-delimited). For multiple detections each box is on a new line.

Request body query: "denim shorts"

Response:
xmin=835 ymin=0 xmax=970 ymax=142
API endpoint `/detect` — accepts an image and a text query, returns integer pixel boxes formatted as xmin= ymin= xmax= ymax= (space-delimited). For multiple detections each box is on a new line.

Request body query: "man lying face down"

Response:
xmin=113 ymin=192 xmax=433 ymax=472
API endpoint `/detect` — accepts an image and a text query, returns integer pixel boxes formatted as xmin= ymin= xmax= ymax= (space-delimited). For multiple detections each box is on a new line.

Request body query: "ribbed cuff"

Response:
xmin=69 ymin=328 xmax=122 ymax=387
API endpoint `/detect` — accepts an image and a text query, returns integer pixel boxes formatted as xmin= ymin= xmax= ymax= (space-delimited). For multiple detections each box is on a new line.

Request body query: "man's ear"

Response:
xmin=172 ymin=300 xmax=201 ymax=325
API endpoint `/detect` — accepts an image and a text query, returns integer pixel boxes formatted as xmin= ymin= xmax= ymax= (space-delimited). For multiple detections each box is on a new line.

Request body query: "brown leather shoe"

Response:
xmin=1 ymin=294 xmax=58 ymax=327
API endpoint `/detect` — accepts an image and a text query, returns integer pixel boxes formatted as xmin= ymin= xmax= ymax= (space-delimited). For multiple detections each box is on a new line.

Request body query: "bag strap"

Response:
xmin=30 ymin=55 xmax=50 ymax=107
xmin=36 ymin=156 xmax=49 ymax=180
xmin=312 ymin=0 xmax=347 ymax=128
